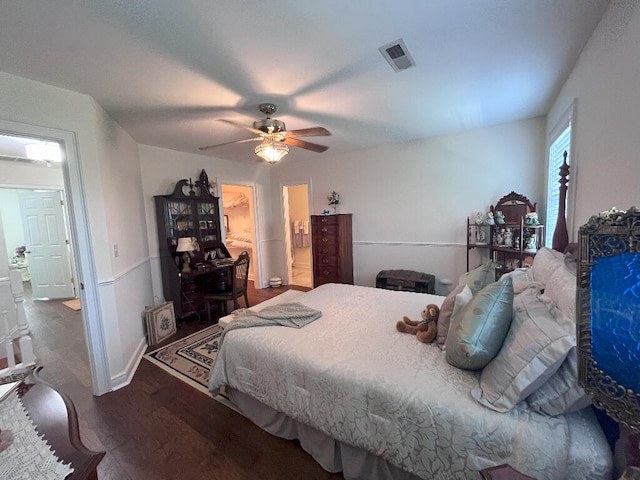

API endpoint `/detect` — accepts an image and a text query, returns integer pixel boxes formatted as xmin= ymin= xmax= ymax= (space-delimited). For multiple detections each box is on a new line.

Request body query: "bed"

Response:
xmin=225 ymin=231 xmax=253 ymax=259
xmin=210 ymin=257 xmax=613 ymax=479
xmin=209 ymin=169 xmax=613 ymax=480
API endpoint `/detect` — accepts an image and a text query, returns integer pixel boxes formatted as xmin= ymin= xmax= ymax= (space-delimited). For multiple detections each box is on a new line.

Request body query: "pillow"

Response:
xmin=531 ymin=247 xmax=565 ymax=285
xmin=445 ymin=277 xmax=514 ymax=370
xmin=436 ymin=283 xmax=466 ymax=346
xmin=471 ymin=288 xmax=575 ymax=412
xmin=540 ymin=262 xmax=577 ymax=326
xmin=457 ymin=261 xmax=496 ymax=295
xmin=502 ymin=267 xmax=543 ymax=295
xmin=526 ymin=347 xmax=591 ymax=416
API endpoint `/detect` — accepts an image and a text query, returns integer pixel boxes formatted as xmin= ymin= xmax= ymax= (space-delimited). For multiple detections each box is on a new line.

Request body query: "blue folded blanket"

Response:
xmin=220 ymin=302 xmax=322 ymax=345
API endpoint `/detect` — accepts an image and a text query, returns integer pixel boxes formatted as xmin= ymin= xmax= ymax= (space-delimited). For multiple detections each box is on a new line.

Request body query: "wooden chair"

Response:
xmin=204 ymin=251 xmax=250 ymax=322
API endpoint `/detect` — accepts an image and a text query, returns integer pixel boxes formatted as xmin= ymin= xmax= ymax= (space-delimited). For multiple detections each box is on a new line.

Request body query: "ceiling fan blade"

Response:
xmin=218 ymin=118 xmax=265 ymax=136
xmin=199 ymin=136 xmax=262 ymax=151
xmin=284 ymin=137 xmax=329 ymax=153
xmin=285 ymin=127 xmax=331 ymax=138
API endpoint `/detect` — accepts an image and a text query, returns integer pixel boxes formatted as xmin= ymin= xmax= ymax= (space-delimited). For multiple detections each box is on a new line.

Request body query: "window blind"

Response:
xmin=545 ymin=125 xmax=571 ymax=246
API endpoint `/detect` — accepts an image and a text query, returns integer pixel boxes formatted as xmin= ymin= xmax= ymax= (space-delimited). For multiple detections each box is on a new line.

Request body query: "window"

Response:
xmin=545 ymin=101 xmax=575 ymax=246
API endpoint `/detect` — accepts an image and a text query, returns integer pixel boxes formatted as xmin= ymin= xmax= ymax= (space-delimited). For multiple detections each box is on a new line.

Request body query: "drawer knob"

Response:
xmin=321 ymin=248 xmax=329 ymax=253
xmin=323 ymin=270 xmax=330 ymax=276
xmin=322 ymin=258 xmax=329 ymax=264
xmin=321 ymin=227 xmax=328 ymax=232
xmin=322 ymin=237 xmax=329 ymax=243
xmin=321 ymin=217 xmax=328 ymax=223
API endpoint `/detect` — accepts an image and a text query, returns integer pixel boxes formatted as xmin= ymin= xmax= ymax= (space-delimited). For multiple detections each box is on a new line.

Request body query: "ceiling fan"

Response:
xmin=199 ymin=103 xmax=331 ymax=164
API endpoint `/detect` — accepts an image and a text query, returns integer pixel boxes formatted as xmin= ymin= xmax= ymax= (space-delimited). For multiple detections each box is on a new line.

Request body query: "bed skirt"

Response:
xmin=226 ymin=387 xmax=482 ymax=480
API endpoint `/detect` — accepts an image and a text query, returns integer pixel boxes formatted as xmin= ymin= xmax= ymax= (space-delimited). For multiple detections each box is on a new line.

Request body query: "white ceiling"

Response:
xmin=0 ymin=1 xmax=610 ymax=164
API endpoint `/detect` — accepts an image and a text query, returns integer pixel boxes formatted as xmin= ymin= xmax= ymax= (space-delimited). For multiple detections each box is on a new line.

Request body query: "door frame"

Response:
xmin=281 ymin=179 xmax=313 ymax=286
xmin=0 ymin=119 xmax=110 ymax=395
xmin=218 ymin=180 xmax=264 ymax=289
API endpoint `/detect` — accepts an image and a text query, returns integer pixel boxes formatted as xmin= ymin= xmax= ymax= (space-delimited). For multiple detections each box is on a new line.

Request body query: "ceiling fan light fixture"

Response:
xmin=255 ymin=139 xmax=289 ymax=165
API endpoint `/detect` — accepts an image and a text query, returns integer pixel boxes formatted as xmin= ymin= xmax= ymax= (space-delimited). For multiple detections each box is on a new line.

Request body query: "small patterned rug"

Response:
xmin=62 ymin=298 xmax=81 ymax=311
xmin=144 ymin=325 xmax=223 ymax=396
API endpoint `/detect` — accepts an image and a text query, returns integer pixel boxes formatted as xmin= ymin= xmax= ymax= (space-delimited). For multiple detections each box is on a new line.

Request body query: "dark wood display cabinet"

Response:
xmin=311 ymin=214 xmax=353 ymax=287
xmin=466 ymin=192 xmax=544 ymax=277
xmin=155 ymin=172 xmax=233 ymax=319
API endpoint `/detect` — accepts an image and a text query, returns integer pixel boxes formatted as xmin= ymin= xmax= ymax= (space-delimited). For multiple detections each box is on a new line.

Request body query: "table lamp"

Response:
xmin=176 ymin=237 xmax=194 ymax=273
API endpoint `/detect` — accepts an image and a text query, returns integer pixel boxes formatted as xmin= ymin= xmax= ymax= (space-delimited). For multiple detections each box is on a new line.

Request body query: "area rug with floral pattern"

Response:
xmin=144 ymin=325 xmax=224 ymax=397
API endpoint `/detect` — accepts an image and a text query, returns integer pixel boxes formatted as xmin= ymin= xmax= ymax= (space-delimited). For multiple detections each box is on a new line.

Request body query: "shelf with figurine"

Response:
xmin=466 ymin=192 xmax=544 ymax=274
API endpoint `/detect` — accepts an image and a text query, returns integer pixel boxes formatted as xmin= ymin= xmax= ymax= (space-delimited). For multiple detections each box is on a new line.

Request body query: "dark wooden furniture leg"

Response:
xmin=18 ymin=367 xmax=105 ymax=480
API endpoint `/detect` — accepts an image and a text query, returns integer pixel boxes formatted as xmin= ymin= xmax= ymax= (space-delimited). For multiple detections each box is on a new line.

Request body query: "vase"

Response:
xmin=331 ymin=204 xmax=339 ymax=214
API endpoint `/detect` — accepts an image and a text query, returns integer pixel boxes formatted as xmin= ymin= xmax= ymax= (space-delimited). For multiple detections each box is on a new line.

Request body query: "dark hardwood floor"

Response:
xmin=23 ymin=281 xmax=344 ymax=480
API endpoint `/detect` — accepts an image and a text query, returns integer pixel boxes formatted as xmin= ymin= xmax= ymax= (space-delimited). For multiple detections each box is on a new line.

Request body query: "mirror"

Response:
xmin=577 ymin=206 xmax=640 ymax=431
xmin=491 ymin=191 xmax=536 ymax=224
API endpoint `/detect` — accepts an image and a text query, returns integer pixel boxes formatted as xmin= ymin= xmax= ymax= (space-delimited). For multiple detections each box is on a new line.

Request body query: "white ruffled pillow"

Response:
xmin=502 ymin=267 xmax=544 ymax=295
xmin=526 ymin=347 xmax=591 ymax=416
xmin=471 ymin=288 xmax=574 ymax=412
xmin=531 ymin=247 xmax=565 ymax=285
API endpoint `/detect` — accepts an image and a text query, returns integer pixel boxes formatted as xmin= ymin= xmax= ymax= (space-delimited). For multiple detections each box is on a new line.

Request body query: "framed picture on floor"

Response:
xmin=144 ymin=301 xmax=176 ymax=346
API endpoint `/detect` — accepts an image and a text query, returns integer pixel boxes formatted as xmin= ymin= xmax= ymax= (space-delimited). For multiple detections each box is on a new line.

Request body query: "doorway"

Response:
xmin=0 ymin=122 xmax=110 ymax=396
xmin=220 ymin=184 xmax=260 ymax=284
xmin=283 ymin=183 xmax=312 ymax=288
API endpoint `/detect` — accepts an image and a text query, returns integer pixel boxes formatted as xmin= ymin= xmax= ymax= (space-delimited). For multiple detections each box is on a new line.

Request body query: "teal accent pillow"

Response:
xmin=457 ymin=261 xmax=496 ymax=295
xmin=445 ymin=276 xmax=514 ymax=370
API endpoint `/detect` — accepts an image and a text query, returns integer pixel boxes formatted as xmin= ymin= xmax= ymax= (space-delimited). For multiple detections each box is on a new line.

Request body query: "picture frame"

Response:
xmin=144 ymin=301 xmax=176 ymax=346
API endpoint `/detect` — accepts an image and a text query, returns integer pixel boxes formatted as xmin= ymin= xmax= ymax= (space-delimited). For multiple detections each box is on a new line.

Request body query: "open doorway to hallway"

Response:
xmin=0 ymin=121 xmax=110 ymax=396
xmin=283 ymin=184 xmax=312 ymax=288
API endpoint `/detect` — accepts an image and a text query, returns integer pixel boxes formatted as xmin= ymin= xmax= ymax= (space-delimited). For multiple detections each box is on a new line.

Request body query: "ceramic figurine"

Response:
xmin=504 ymin=228 xmax=513 ymax=247
xmin=475 ymin=212 xmax=485 ymax=225
xmin=525 ymin=212 xmax=540 ymax=225
xmin=486 ymin=211 xmax=495 ymax=225
xmin=496 ymin=211 xmax=506 ymax=224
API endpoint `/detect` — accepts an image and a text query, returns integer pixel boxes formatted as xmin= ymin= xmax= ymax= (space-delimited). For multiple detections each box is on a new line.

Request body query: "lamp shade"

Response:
xmin=255 ymin=139 xmax=289 ymax=164
xmin=176 ymin=237 xmax=194 ymax=252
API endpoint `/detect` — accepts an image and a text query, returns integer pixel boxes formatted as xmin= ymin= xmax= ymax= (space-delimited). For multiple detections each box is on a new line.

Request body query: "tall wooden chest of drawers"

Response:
xmin=311 ymin=214 xmax=353 ymax=286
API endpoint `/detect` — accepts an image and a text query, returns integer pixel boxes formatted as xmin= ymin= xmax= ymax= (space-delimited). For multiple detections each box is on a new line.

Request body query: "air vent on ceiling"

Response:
xmin=379 ymin=38 xmax=416 ymax=72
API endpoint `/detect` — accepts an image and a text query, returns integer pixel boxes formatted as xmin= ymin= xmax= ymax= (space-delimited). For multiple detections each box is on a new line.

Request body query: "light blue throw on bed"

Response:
xmin=220 ymin=302 xmax=322 ymax=345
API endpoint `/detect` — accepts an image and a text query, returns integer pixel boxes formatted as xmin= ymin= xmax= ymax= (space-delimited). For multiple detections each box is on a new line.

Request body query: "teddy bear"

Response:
xmin=396 ymin=304 xmax=440 ymax=343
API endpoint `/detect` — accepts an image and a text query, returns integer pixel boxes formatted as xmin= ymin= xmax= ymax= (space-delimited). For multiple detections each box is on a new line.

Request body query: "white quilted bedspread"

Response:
xmin=209 ymin=283 xmax=611 ymax=480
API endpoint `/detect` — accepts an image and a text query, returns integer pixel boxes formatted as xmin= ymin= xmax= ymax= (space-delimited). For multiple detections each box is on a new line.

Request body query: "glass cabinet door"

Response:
xmin=197 ymin=201 xmax=219 ymax=243
xmin=167 ymin=200 xmax=193 ymax=239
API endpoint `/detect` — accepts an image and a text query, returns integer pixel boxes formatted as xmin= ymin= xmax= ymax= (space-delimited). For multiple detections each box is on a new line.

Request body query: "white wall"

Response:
xmin=547 ymin=0 xmax=640 ymax=235
xmin=271 ymin=117 xmax=546 ymax=293
xmin=0 ymin=189 xmax=30 ymax=262
xmin=92 ymin=105 xmax=153 ymax=387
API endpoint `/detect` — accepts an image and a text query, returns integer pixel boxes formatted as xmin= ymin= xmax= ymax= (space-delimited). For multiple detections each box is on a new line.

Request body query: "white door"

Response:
xmin=19 ymin=191 xmax=75 ymax=299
